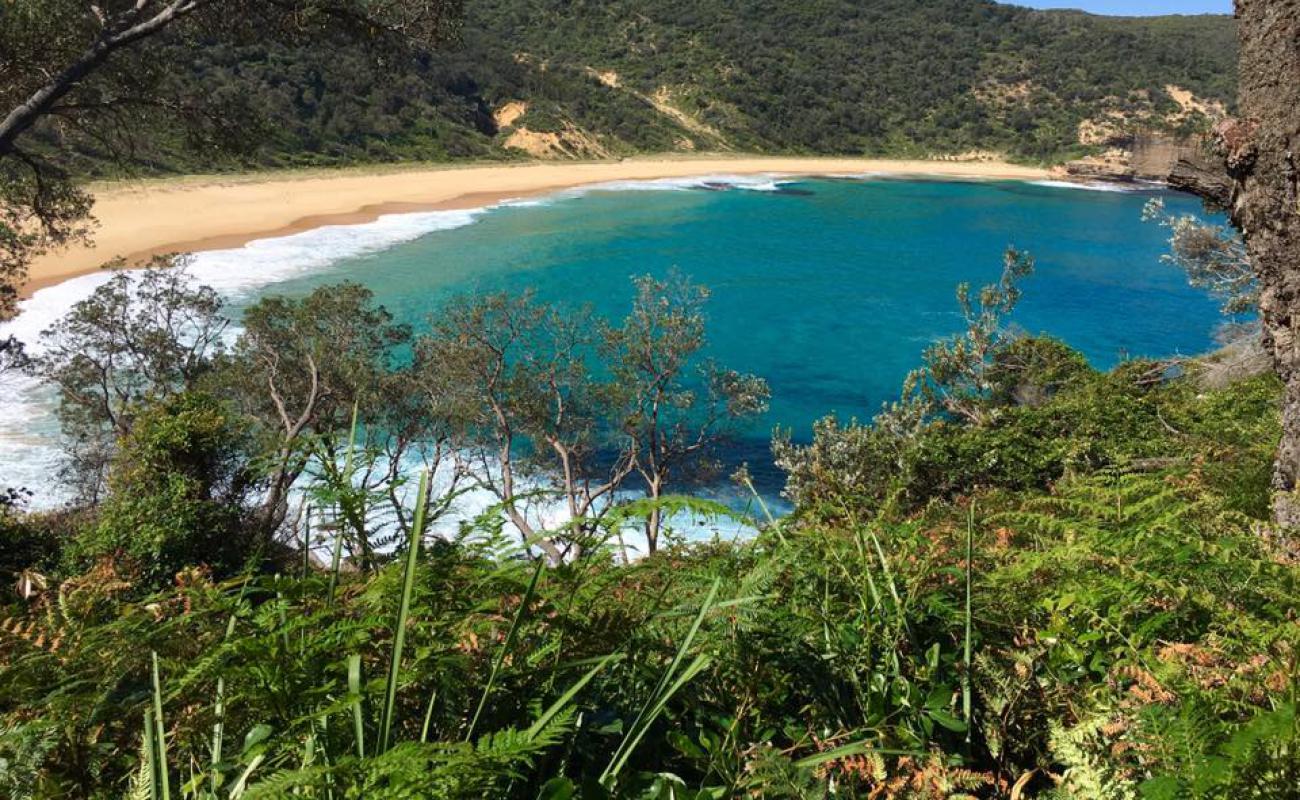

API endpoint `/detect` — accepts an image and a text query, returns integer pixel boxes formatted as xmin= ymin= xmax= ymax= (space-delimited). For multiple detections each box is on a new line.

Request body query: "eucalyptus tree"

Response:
xmin=0 ymin=0 xmax=461 ymax=321
xmin=31 ymin=260 xmax=227 ymax=499
xmin=417 ymin=276 xmax=767 ymax=559
xmin=899 ymin=248 xmax=1035 ymax=429
xmin=601 ymin=273 xmax=769 ymax=553
xmin=777 ymin=249 xmax=1036 ymax=513
xmin=1143 ymin=198 xmax=1257 ymax=320
xmin=222 ymin=282 xmax=412 ymax=542
xmin=414 ymin=291 xmax=629 ymax=564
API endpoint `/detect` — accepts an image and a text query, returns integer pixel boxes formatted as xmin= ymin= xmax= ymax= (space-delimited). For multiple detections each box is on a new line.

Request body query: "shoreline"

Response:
xmin=22 ymin=155 xmax=1051 ymax=295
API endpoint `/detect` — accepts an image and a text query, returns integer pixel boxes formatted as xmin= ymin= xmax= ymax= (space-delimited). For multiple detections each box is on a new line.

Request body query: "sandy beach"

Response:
xmin=23 ymin=155 xmax=1050 ymax=294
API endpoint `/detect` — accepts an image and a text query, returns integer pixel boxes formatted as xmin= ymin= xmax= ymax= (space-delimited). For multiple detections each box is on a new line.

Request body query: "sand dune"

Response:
xmin=24 ymin=155 xmax=1050 ymax=293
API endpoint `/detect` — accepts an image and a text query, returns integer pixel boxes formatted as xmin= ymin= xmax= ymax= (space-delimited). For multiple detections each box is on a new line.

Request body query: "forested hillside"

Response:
xmin=34 ymin=0 xmax=1236 ymax=174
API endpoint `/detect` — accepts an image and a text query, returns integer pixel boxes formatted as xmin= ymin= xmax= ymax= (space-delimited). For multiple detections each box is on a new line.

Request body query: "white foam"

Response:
xmin=1030 ymin=179 xmax=1160 ymax=194
xmin=2 ymin=207 xmax=485 ymax=356
xmin=822 ymin=172 xmax=893 ymax=180
xmin=567 ymin=173 xmax=796 ymax=195
xmin=0 ymin=373 xmax=69 ymax=506
xmin=0 ymin=271 xmax=120 ymax=507
xmin=0 ymin=191 xmax=774 ymax=526
xmin=0 ymin=170 xmax=874 ymax=514
xmin=0 ymin=206 xmax=487 ymax=507
xmin=184 ymin=208 xmax=484 ymax=297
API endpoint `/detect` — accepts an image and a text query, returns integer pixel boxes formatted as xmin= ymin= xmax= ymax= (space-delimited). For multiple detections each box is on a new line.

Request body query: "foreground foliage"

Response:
xmin=2 ymin=335 xmax=1295 ymax=797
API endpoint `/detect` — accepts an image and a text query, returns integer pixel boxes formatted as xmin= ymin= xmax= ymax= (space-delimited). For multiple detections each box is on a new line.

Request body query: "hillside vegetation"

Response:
xmin=1 ymin=248 xmax=1296 ymax=797
xmin=34 ymin=0 xmax=1237 ymax=174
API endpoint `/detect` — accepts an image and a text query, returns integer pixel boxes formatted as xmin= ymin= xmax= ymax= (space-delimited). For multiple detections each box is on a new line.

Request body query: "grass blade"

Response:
xmin=601 ymin=578 xmax=721 ymax=784
xmin=963 ymin=501 xmax=975 ymax=750
xmin=793 ymin=741 xmax=922 ymax=769
xmin=301 ymin=503 xmax=312 ymax=580
xmin=210 ymin=627 xmax=234 ymax=793
xmin=377 ymin=469 xmax=430 ymax=753
xmin=229 ymin=753 xmax=265 ymax=799
xmin=607 ymin=653 xmax=711 ymax=783
xmin=419 ymin=688 xmax=439 ymax=744
xmin=150 ymin=652 xmax=171 ymax=800
xmin=212 ymin=579 xmax=249 ymax=793
xmin=326 ymin=515 xmax=345 ymax=608
xmin=326 ymin=404 xmax=361 ymax=605
xmin=466 ymin=557 xmax=545 ymax=741
xmin=143 ymin=710 xmax=160 ymax=800
xmin=526 ymin=652 xmax=622 ymax=741
xmin=348 ymin=653 xmax=365 ymax=759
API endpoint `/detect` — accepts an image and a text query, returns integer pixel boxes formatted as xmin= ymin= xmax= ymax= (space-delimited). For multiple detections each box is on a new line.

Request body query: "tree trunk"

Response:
xmin=1226 ymin=1 xmax=1300 ymax=526
xmin=644 ymin=476 xmax=663 ymax=554
xmin=0 ymin=1 xmax=202 ymax=157
xmin=1171 ymin=3 xmax=1300 ymax=526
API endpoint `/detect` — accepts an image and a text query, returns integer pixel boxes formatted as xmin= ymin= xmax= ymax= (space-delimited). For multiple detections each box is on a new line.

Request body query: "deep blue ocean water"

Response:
xmin=234 ymin=177 xmax=1223 ymax=501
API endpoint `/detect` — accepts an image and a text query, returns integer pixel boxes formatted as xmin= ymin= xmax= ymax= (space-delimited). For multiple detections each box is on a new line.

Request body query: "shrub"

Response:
xmin=66 ymin=392 xmax=257 ymax=588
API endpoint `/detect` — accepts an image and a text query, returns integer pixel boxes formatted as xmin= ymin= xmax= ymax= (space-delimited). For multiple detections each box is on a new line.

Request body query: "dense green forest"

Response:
xmin=32 ymin=0 xmax=1238 ymax=174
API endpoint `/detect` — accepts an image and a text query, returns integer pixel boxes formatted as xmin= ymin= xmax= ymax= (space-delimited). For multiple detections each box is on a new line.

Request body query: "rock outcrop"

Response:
xmin=1062 ymin=131 xmax=1208 ymax=183
xmin=1165 ymin=1 xmax=1300 ymax=528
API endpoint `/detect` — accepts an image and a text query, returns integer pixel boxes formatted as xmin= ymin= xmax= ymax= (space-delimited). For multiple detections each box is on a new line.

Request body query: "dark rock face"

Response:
xmin=1130 ymin=132 xmax=1206 ymax=181
xmin=1065 ymin=132 xmax=1207 ymax=184
xmin=1187 ymin=1 xmax=1300 ymax=526
xmin=1168 ymin=147 xmax=1233 ymax=208
xmin=1232 ymin=0 xmax=1300 ymax=525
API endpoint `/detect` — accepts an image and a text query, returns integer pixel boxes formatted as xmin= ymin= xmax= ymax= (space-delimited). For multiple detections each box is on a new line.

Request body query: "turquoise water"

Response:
xmin=242 ymin=177 xmax=1225 ymax=500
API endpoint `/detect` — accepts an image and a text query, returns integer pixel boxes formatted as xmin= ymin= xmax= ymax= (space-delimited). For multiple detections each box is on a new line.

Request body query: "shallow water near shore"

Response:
xmin=1 ymin=175 xmax=1225 ymax=515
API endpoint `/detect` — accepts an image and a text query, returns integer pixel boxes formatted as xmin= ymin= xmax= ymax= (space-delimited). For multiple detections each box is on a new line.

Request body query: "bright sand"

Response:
xmin=23 ymin=155 xmax=1050 ymax=294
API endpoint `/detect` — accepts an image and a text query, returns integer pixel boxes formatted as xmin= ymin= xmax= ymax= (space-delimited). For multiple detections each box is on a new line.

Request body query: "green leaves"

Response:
xmin=466 ymin=557 xmax=544 ymax=742
xmin=149 ymin=652 xmax=171 ymax=800
xmin=601 ymin=578 xmax=722 ymax=786
xmin=378 ymin=469 xmax=432 ymax=754
xmin=2 ymin=352 xmax=1292 ymax=800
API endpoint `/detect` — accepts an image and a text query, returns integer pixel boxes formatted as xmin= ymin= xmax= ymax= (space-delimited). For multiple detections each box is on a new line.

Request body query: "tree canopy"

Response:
xmin=0 ymin=0 xmax=462 ymax=321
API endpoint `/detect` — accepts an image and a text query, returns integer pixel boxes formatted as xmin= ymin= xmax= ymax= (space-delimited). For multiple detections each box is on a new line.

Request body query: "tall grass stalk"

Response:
xmin=378 ymin=469 xmax=431 ymax=754
xmin=143 ymin=710 xmax=160 ymax=800
xmin=963 ymin=502 xmax=975 ymax=750
xmin=205 ymin=581 xmax=252 ymax=796
xmin=866 ymin=528 xmax=904 ymax=611
xmin=601 ymin=577 xmax=721 ymax=785
xmin=853 ymin=529 xmax=884 ymax=612
xmin=525 ymin=653 xmax=621 ymax=741
xmin=738 ymin=472 xmax=783 ymax=542
xmin=326 ymin=514 xmax=344 ymax=608
xmin=300 ymin=504 xmax=312 ymax=580
xmin=210 ymin=614 xmax=238 ymax=795
xmin=325 ymin=403 xmax=361 ymax=604
xmin=150 ymin=652 xmax=171 ymax=800
xmin=419 ymin=689 xmax=439 ymax=744
xmin=466 ymin=557 xmax=545 ymax=741
xmin=347 ymin=654 xmax=365 ymax=759
xmin=228 ymin=753 xmax=265 ymax=799
xmin=334 ymin=402 xmax=371 ymax=569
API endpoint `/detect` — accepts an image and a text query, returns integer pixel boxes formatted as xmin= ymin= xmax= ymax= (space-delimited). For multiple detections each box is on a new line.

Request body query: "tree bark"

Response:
xmin=0 ymin=1 xmax=205 ymax=157
xmin=1227 ymin=1 xmax=1300 ymax=526
xmin=1170 ymin=3 xmax=1300 ymax=526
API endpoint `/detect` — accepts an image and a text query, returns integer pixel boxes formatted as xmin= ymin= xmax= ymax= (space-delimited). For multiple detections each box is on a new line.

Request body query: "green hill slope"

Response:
xmin=462 ymin=0 xmax=1235 ymax=159
xmin=43 ymin=0 xmax=1238 ymax=173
